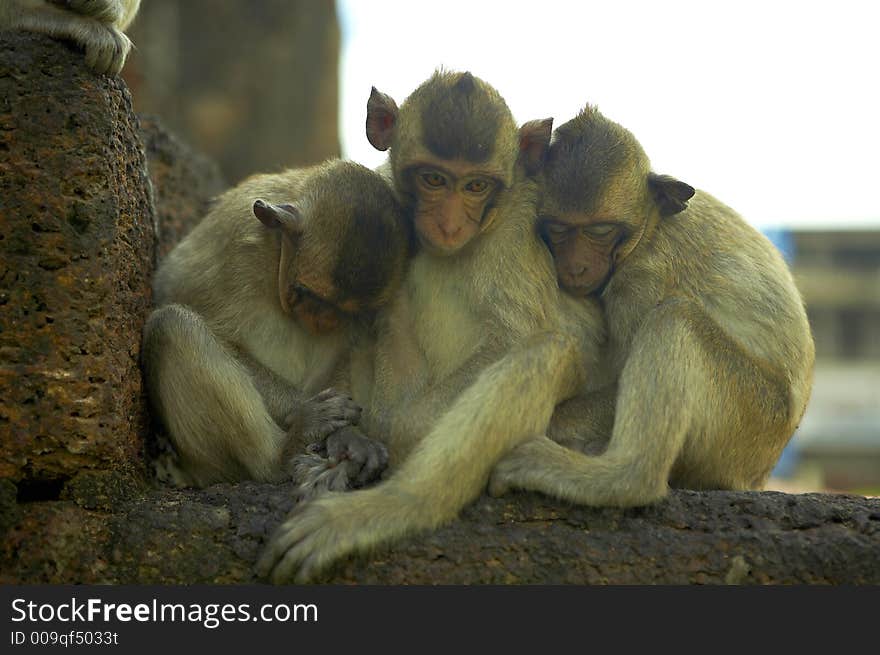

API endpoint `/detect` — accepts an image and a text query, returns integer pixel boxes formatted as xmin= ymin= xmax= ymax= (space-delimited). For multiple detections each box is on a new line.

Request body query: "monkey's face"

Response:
xmin=406 ymin=161 xmax=499 ymax=255
xmin=539 ymin=212 xmax=627 ymax=297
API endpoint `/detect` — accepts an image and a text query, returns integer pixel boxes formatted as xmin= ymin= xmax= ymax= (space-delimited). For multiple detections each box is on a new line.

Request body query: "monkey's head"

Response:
xmin=253 ymin=161 xmax=410 ymax=336
xmin=366 ymin=70 xmax=552 ymax=256
xmin=538 ymin=105 xmax=695 ymax=297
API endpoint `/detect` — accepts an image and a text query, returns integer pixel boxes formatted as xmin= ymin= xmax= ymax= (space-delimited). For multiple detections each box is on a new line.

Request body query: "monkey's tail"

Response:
xmin=387 ymin=330 xmax=585 ymax=527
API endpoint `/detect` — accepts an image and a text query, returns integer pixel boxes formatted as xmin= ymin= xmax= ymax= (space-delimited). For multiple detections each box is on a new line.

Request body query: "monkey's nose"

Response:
xmin=566 ymin=265 xmax=587 ymax=280
xmin=438 ymin=221 xmax=462 ymax=240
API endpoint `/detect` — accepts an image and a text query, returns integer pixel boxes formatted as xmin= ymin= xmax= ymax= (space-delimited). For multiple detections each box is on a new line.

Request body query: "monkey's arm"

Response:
xmin=257 ymin=331 xmax=585 ymax=582
xmin=233 ymin=348 xmax=359 ymax=443
xmin=488 ymin=299 xmax=795 ymax=506
xmin=0 ymin=0 xmax=139 ymax=75
xmin=360 ymin=334 xmax=505 ymax=460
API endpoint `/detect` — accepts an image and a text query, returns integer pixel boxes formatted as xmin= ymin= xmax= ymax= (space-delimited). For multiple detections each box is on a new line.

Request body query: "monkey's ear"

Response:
xmin=648 ymin=173 xmax=696 ymax=217
xmin=518 ymin=118 xmax=553 ymax=176
xmin=253 ymin=199 xmax=303 ymax=238
xmin=366 ymin=87 xmax=399 ymax=152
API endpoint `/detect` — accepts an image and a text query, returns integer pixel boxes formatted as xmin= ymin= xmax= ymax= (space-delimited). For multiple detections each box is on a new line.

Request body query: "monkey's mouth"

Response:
xmin=560 ymin=269 xmax=614 ymax=298
xmin=286 ymin=285 xmax=350 ymax=335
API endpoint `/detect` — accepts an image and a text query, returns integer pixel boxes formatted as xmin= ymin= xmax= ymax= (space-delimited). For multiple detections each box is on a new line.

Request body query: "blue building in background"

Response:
xmin=762 ymin=227 xmax=800 ymax=480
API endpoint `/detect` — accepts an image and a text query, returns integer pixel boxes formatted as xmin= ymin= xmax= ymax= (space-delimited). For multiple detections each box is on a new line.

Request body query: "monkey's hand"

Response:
xmin=70 ymin=20 xmax=132 ymax=75
xmin=284 ymin=388 xmax=362 ymax=444
xmin=287 ymin=426 xmax=389 ymax=499
xmin=257 ymin=487 xmax=400 ymax=583
xmin=13 ymin=1 xmax=134 ymax=75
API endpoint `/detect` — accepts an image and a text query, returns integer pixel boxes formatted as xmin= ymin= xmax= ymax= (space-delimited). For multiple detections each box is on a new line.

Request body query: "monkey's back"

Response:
xmin=610 ymin=190 xmax=815 ymax=428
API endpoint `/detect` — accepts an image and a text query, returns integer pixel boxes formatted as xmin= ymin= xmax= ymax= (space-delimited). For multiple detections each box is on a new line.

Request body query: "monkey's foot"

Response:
xmin=257 ymin=491 xmax=385 ymax=583
xmin=287 ymin=453 xmax=353 ymax=500
xmin=80 ymin=24 xmax=131 ymax=75
xmin=18 ymin=13 xmax=132 ymax=75
xmin=487 ymin=442 xmax=540 ymax=497
xmin=311 ymin=426 xmax=389 ymax=486
xmin=153 ymin=453 xmax=194 ymax=489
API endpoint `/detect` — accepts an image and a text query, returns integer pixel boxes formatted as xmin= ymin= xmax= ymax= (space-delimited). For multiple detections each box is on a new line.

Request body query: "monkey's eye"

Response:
xmin=464 ymin=178 xmax=493 ymax=194
xmin=420 ymin=171 xmax=447 ymax=188
xmin=543 ymin=221 xmax=571 ymax=243
xmin=582 ymin=223 xmax=617 ymax=238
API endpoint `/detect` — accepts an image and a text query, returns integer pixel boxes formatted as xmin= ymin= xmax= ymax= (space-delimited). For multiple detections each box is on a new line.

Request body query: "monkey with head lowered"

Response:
xmin=258 ymin=71 xmax=606 ymax=583
xmin=489 ymin=105 xmax=815 ymax=507
xmin=142 ymin=160 xmax=410 ymax=492
xmin=0 ymin=0 xmax=140 ymax=75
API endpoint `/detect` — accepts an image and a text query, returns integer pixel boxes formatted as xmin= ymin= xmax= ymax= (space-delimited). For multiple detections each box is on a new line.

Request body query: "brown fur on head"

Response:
xmin=366 ymin=71 xmax=552 ymax=255
xmin=539 ymin=105 xmax=694 ymax=296
xmin=253 ymin=161 xmax=410 ymax=335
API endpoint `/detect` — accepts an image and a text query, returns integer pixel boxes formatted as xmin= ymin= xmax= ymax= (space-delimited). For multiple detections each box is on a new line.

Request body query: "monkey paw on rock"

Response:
xmin=257 ymin=490 xmax=386 ymax=583
xmin=287 ymin=426 xmax=389 ymax=500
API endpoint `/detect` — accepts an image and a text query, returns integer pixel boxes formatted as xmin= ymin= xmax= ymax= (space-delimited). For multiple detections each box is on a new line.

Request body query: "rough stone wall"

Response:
xmin=139 ymin=115 xmax=226 ymax=259
xmin=0 ymin=32 xmax=155 ymax=489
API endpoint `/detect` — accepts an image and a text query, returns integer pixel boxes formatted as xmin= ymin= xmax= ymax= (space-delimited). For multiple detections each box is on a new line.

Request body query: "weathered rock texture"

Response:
xmin=123 ymin=0 xmax=340 ymax=184
xmin=138 ymin=115 xmax=226 ymax=259
xmin=0 ymin=32 xmax=155 ymax=488
xmin=2 ymin=485 xmax=878 ymax=584
xmin=1 ymin=30 xmax=878 ymax=587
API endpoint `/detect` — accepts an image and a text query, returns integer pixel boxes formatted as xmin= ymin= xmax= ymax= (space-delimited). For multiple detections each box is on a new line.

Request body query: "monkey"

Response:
xmin=142 ymin=159 xmax=410 ymax=492
xmin=0 ymin=0 xmax=140 ymax=75
xmin=488 ymin=104 xmax=815 ymax=507
xmin=257 ymin=71 xmax=607 ymax=583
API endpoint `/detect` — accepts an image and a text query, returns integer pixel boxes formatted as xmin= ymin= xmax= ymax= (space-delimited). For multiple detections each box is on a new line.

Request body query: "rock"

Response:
xmin=0 ymin=32 xmax=155 ymax=487
xmin=138 ymin=114 xmax=226 ymax=259
xmin=1 ymin=487 xmax=877 ymax=584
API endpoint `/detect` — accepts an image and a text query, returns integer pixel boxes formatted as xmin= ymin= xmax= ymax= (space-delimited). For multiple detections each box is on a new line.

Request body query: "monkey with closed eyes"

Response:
xmin=490 ymin=105 xmax=815 ymax=507
xmin=258 ymin=71 xmax=606 ymax=583
xmin=142 ymin=159 xmax=411 ymax=493
xmin=0 ymin=0 xmax=140 ymax=75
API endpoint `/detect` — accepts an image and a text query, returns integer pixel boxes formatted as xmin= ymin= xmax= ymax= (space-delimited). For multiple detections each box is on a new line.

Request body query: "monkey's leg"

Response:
xmin=547 ymin=384 xmax=617 ymax=455
xmin=233 ymin=348 xmax=361 ymax=450
xmin=490 ymin=300 xmax=792 ymax=505
xmin=4 ymin=0 xmax=132 ymax=74
xmin=143 ymin=304 xmax=288 ymax=487
xmin=257 ymin=331 xmax=586 ymax=583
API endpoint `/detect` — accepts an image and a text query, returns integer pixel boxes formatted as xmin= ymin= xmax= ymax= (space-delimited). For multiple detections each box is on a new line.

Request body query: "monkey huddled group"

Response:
xmin=6 ymin=0 xmax=815 ymax=583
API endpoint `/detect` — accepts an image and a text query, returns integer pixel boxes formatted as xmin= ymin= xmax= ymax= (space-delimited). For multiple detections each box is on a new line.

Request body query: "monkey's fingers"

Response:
xmin=319 ymin=395 xmax=362 ymax=425
xmin=291 ymin=462 xmax=351 ymax=501
xmin=487 ymin=449 xmax=531 ymax=497
xmin=311 ymin=388 xmax=339 ymax=402
xmin=353 ymin=442 xmax=389 ymax=487
xmin=303 ymin=419 xmax=355 ymax=443
xmin=257 ymin=501 xmax=341 ymax=583
xmin=83 ymin=26 xmax=131 ymax=75
xmin=486 ymin=474 xmax=510 ymax=498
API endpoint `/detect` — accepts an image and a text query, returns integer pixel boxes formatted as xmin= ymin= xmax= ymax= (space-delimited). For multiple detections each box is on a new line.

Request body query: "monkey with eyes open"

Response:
xmin=258 ymin=71 xmax=606 ymax=583
xmin=489 ymin=105 xmax=815 ymax=507
xmin=0 ymin=0 xmax=140 ymax=75
xmin=142 ymin=159 xmax=411 ymax=493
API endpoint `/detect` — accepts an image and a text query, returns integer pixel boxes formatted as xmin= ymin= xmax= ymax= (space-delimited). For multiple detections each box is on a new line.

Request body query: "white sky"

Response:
xmin=338 ymin=0 xmax=880 ymax=230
